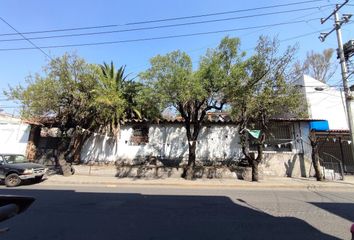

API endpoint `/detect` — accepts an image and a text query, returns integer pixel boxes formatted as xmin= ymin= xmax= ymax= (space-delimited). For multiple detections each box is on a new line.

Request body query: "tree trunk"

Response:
xmin=68 ymin=130 xmax=91 ymax=164
xmin=241 ymin=132 xmax=264 ymax=182
xmin=309 ymin=133 xmax=324 ymax=181
xmin=183 ymin=142 xmax=196 ymax=180
xmin=26 ymin=125 xmax=41 ymax=161
xmin=311 ymin=146 xmax=323 ymax=181
xmin=251 ymin=160 xmax=259 ymax=182
xmin=252 ymin=139 xmax=264 ymax=182
xmin=55 ymin=129 xmax=87 ymax=163
xmin=56 ymin=138 xmax=74 ymax=176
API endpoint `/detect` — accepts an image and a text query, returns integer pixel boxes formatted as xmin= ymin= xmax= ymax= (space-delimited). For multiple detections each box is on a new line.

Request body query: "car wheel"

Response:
xmin=5 ymin=173 xmax=21 ymax=187
xmin=34 ymin=175 xmax=43 ymax=183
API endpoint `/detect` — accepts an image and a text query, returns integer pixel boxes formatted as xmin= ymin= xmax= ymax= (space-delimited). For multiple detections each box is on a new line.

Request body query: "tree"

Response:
xmin=95 ymin=61 xmax=159 ymax=127
xmin=309 ymin=131 xmax=324 ymax=181
xmin=140 ymin=37 xmax=244 ymax=179
xmin=92 ymin=62 xmax=128 ymax=136
xmin=5 ymin=54 xmax=102 ymax=162
xmin=294 ymin=48 xmax=335 ymax=83
xmin=227 ymin=36 xmax=304 ymax=181
xmin=5 ymin=54 xmax=160 ymax=165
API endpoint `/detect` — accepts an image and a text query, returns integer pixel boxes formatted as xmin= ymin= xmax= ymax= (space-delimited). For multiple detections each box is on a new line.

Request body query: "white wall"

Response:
xmin=81 ymin=123 xmax=311 ymax=162
xmin=81 ymin=124 xmax=242 ymax=163
xmin=0 ymin=122 xmax=30 ymax=155
xmin=299 ymin=75 xmax=349 ymax=130
xmin=80 ymin=122 xmax=312 ymax=177
xmin=81 ymin=121 xmax=311 ymax=177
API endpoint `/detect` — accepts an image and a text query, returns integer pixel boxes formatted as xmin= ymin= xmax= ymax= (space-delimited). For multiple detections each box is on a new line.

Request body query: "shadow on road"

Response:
xmin=1 ymin=189 xmax=339 ymax=240
xmin=310 ymin=202 xmax=354 ymax=223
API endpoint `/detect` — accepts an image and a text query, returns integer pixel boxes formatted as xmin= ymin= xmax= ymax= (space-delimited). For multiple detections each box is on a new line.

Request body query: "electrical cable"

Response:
xmin=0 ymin=0 xmax=327 ymax=37
xmin=0 ymin=18 xmax=321 ymax=51
xmin=0 ymin=6 xmax=331 ymax=43
xmin=0 ymin=17 xmax=53 ymax=59
xmin=125 ymin=0 xmax=326 ymax=26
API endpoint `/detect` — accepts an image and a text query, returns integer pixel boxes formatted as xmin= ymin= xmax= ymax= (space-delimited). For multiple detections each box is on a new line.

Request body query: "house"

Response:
xmin=22 ymin=74 xmax=354 ymax=178
xmin=296 ymin=74 xmax=354 ymax=174
xmin=297 ymin=74 xmax=350 ymax=130
xmin=0 ymin=112 xmax=31 ymax=155
xmin=80 ymin=118 xmax=317 ymax=178
xmin=78 ymin=74 xmax=354 ymax=177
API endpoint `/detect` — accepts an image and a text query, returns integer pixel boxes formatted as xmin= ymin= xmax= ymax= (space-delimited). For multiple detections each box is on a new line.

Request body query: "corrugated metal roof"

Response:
xmin=23 ymin=115 xmax=324 ymax=126
xmin=315 ymin=129 xmax=350 ymax=133
xmin=123 ymin=118 xmax=321 ymax=125
xmin=270 ymin=118 xmax=326 ymax=122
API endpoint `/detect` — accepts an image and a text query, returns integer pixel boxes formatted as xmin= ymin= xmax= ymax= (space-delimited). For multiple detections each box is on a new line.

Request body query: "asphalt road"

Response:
xmin=1 ymin=184 xmax=353 ymax=240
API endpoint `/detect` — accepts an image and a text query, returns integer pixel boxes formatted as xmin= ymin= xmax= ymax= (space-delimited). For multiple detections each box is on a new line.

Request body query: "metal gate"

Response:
xmin=316 ymin=131 xmax=354 ymax=174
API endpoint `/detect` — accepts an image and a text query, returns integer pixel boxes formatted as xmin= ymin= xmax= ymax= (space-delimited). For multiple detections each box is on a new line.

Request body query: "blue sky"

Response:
xmin=0 ymin=0 xmax=353 ymax=115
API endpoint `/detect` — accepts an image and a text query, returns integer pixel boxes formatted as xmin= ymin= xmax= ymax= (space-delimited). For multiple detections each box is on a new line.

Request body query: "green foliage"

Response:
xmin=140 ymin=50 xmax=196 ymax=107
xmin=134 ymin=84 xmax=162 ymax=120
xmin=140 ymin=37 xmax=245 ymax=178
xmin=5 ymin=54 xmax=159 ymax=137
xmin=228 ymin=36 xmax=305 ymax=130
xmin=92 ymin=62 xmax=128 ymax=133
xmin=140 ymin=37 xmax=244 ymax=121
xmin=95 ymin=61 xmax=160 ymax=126
xmin=5 ymin=53 xmax=100 ymax=131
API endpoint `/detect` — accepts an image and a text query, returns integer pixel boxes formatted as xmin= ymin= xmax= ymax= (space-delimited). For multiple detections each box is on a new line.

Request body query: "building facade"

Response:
xmin=0 ymin=113 xmax=30 ymax=155
xmin=80 ymin=119 xmax=314 ymax=178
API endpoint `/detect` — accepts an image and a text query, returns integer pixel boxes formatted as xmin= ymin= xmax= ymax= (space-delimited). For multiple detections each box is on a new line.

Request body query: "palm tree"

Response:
xmin=93 ymin=62 xmax=142 ymax=135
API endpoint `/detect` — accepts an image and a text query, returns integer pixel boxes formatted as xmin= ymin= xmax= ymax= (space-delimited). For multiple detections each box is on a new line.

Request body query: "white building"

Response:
xmin=0 ymin=113 xmax=31 ymax=155
xmin=297 ymin=74 xmax=350 ymax=130
xmin=296 ymin=75 xmax=354 ymax=174
xmin=81 ymin=120 xmax=314 ymax=178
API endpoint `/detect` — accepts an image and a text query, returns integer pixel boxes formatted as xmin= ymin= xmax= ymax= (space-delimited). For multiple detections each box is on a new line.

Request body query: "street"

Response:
xmin=1 ymin=183 xmax=354 ymax=240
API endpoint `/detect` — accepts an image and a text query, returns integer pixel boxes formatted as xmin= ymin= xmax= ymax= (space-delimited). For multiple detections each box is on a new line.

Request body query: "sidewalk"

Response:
xmin=42 ymin=173 xmax=354 ymax=190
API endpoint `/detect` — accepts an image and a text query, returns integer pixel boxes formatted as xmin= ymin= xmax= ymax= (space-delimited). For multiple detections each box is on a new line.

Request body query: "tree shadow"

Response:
xmin=148 ymin=125 xmax=188 ymax=162
xmin=284 ymin=154 xmax=297 ymax=177
xmin=284 ymin=154 xmax=307 ymax=177
xmin=81 ymin=134 xmax=119 ymax=162
xmin=114 ymin=157 xmax=183 ymax=179
xmin=1 ymin=189 xmax=339 ymax=240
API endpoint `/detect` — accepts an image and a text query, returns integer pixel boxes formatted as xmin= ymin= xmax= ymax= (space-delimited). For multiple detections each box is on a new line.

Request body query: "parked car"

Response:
xmin=0 ymin=154 xmax=47 ymax=187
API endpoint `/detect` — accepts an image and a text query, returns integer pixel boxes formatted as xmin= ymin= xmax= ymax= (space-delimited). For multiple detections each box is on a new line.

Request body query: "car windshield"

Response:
xmin=3 ymin=155 xmax=29 ymax=164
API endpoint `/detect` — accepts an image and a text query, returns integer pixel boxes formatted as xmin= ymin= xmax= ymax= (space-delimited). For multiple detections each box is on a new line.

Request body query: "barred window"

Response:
xmin=130 ymin=126 xmax=149 ymax=145
xmin=250 ymin=122 xmax=293 ymax=152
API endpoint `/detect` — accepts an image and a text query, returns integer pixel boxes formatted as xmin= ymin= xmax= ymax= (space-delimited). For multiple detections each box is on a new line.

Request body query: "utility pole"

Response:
xmin=319 ymin=0 xmax=354 ymax=161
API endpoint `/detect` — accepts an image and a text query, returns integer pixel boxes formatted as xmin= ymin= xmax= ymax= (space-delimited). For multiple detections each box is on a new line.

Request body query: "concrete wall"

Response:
xmin=298 ymin=75 xmax=349 ymax=130
xmin=81 ymin=124 xmax=242 ymax=163
xmin=81 ymin=122 xmax=312 ymax=177
xmin=262 ymin=153 xmax=312 ymax=177
xmin=0 ymin=121 xmax=30 ymax=155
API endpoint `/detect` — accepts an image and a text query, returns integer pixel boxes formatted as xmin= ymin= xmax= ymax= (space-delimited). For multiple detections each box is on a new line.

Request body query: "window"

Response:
xmin=3 ymin=155 xmax=28 ymax=164
xmin=250 ymin=122 xmax=293 ymax=152
xmin=130 ymin=126 xmax=149 ymax=145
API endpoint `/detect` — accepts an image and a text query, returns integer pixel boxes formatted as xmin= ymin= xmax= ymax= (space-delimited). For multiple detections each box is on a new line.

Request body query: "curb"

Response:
xmin=41 ymin=176 xmax=354 ymax=190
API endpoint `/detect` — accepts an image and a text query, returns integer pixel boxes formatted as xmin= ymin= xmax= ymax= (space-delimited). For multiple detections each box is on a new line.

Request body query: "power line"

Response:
xmin=0 ymin=18 xmax=321 ymax=51
xmin=0 ymin=6 xmax=331 ymax=43
xmin=127 ymin=7 xmax=334 ymax=73
xmin=0 ymin=25 xmax=119 ymax=37
xmin=126 ymin=0 xmax=326 ymax=25
xmin=0 ymin=17 xmax=52 ymax=60
xmin=280 ymin=27 xmax=331 ymax=42
xmin=0 ymin=0 xmax=326 ymax=37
